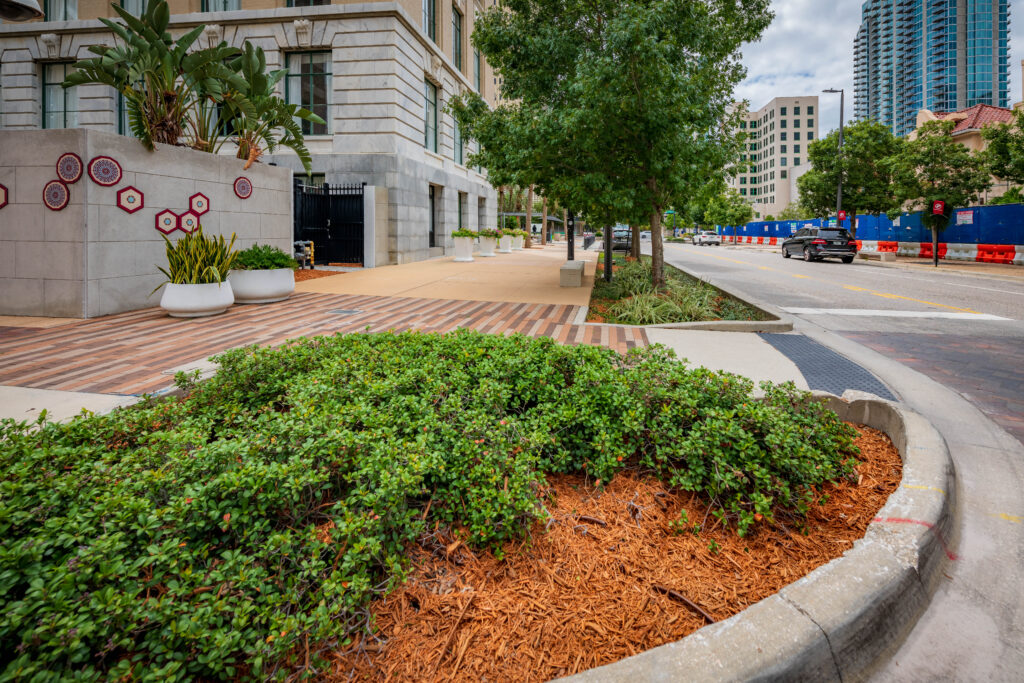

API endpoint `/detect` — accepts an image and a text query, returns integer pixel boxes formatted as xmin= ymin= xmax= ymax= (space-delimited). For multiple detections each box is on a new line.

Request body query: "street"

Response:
xmin=659 ymin=241 xmax=1024 ymax=679
xmin=662 ymin=242 xmax=1024 ymax=445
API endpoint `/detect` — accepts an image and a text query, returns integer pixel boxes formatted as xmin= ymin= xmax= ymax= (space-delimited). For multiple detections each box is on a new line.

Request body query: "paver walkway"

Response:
xmin=0 ymin=291 xmax=647 ymax=396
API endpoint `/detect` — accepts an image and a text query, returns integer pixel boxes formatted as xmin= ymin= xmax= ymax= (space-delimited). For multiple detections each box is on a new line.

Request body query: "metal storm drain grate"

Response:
xmin=328 ymin=309 xmax=365 ymax=315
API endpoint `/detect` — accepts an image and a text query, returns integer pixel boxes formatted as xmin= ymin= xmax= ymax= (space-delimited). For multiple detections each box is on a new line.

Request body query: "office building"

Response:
xmin=728 ymin=96 xmax=819 ymax=220
xmin=854 ymin=0 xmax=1010 ymax=138
xmin=0 ymin=0 xmax=499 ymax=264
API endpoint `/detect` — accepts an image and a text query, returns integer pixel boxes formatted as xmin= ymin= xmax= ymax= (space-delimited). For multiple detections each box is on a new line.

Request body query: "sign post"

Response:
xmin=567 ymin=211 xmax=575 ymax=261
xmin=930 ymin=200 xmax=946 ymax=268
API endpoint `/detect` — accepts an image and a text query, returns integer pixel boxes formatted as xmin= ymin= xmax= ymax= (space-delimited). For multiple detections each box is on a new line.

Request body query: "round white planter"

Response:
xmin=160 ymin=281 xmax=234 ymax=318
xmin=498 ymin=235 xmax=514 ymax=253
xmin=480 ymin=237 xmax=497 ymax=257
xmin=512 ymin=235 xmax=525 ymax=250
xmin=228 ymin=267 xmax=296 ymax=304
xmin=453 ymin=236 xmax=475 ymax=262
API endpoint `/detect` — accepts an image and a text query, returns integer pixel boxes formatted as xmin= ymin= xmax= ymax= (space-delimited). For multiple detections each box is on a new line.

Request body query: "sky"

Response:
xmin=735 ymin=0 xmax=1024 ymax=136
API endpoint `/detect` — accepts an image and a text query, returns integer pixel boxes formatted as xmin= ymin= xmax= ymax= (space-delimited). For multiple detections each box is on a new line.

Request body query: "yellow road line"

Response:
xmin=904 ymin=484 xmax=946 ymax=496
xmin=682 ymin=247 xmax=990 ymax=315
xmin=991 ymin=512 xmax=1022 ymax=524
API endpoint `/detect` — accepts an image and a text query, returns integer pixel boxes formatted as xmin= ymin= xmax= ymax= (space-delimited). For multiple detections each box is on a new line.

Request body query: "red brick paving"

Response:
xmin=844 ymin=332 xmax=1024 ymax=446
xmin=0 ymin=293 xmax=648 ymax=396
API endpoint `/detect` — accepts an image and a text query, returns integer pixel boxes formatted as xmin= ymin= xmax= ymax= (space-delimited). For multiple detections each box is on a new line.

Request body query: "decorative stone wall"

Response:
xmin=0 ymin=128 xmax=293 ymax=318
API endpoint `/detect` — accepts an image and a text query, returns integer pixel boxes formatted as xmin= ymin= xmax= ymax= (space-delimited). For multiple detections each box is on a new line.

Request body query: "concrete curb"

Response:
xmin=558 ymin=392 xmax=957 ymax=683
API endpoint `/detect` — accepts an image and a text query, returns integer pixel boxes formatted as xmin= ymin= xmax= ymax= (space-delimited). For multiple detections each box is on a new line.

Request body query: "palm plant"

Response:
xmin=63 ymin=0 xmax=242 ymax=150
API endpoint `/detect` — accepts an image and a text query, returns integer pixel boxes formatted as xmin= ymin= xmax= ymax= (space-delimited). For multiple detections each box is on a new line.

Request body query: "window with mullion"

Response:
xmin=424 ymin=79 xmax=438 ymax=152
xmin=287 ymin=0 xmax=329 ymax=6
xmin=201 ymin=0 xmax=239 ymax=10
xmin=45 ymin=0 xmax=77 ymax=21
xmin=286 ymin=52 xmax=331 ymax=136
xmin=452 ymin=6 xmax=463 ymax=71
xmin=454 ymin=117 xmax=463 ymax=164
xmin=423 ymin=0 xmax=436 ymax=42
xmin=120 ymin=0 xmax=143 ymax=15
xmin=42 ymin=63 xmax=78 ymax=129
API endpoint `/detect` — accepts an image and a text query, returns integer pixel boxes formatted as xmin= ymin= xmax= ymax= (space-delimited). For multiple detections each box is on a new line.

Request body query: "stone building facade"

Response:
xmin=0 ymin=0 xmax=498 ymax=264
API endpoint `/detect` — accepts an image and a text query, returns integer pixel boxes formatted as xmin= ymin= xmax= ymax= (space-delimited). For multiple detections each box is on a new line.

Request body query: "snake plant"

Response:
xmin=157 ymin=228 xmax=237 ymax=287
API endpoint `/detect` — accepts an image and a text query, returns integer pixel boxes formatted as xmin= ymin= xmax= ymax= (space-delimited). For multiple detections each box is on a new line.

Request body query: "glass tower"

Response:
xmin=854 ymin=0 xmax=1009 ymax=137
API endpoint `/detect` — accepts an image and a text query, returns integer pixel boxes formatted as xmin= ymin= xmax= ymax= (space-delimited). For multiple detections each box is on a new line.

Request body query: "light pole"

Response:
xmin=823 ymin=88 xmax=844 ymax=225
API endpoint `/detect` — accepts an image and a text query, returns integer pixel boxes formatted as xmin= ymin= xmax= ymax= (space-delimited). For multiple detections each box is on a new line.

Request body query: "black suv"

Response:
xmin=782 ymin=227 xmax=857 ymax=263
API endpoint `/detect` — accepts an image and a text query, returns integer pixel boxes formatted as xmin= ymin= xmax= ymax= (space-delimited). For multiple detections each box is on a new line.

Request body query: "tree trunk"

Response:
xmin=498 ymin=186 xmax=505 ymax=231
xmin=849 ymin=209 xmax=857 ymax=239
xmin=540 ymin=197 xmax=548 ymax=245
xmin=525 ymin=185 xmax=535 ymax=248
xmin=630 ymin=222 xmax=640 ymax=259
xmin=649 ymin=210 xmax=665 ymax=288
xmin=932 ymin=226 xmax=939 ymax=268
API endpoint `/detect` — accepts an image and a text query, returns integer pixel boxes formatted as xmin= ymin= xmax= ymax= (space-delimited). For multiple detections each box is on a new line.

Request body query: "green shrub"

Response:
xmin=0 ymin=331 xmax=857 ymax=679
xmin=451 ymin=229 xmax=478 ymax=238
xmin=233 ymin=244 xmax=299 ymax=270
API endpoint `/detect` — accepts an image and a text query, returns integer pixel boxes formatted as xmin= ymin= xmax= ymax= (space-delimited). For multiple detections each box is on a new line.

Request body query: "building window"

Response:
xmin=793 ymin=132 xmax=800 ymax=141
xmin=740 ymin=177 xmax=746 ymax=184
xmin=794 ymin=106 xmax=800 ymax=115
xmin=781 ymin=157 xmax=787 ymax=166
xmin=807 ymin=132 xmax=813 ymax=140
xmin=740 ymin=188 xmax=747 ymax=196
xmin=288 ymin=0 xmax=329 ymax=5
xmin=201 ymin=0 xmax=239 ymax=10
xmin=121 ymin=0 xmax=143 ymax=15
xmin=794 ymin=157 xmax=800 ymax=166
xmin=474 ymin=48 xmax=481 ymax=92
xmin=780 ymin=119 xmax=786 ymax=128
xmin=45 ymin=0 xmax=76 ymax=20
xmin=807 ymin=119 xmax=813 ymax=129
xmin=807 ymin=105 xmax=814 ymax=115
xmin=794 ymin=144 xmax=800 ymax=153
xmin=454 ymin=117 xmax=463 ymax=164
xmin=424 ymin=79 xmax=438 ymax=152
xmin=458 ymin=192 xmax=466 ymax=229
xmin=42 ymin=63 xmax=78 ymax=129
xmin=428 ymin=185 xmax=438 ymax=247
xmin=285 ymin=52 xmax=331 ymax=135
xmin=423 ymin=0 xmax=436 ymax=42
xmin=781 ymin=170 xmax=787 ymax=179
xmin=452 ymin=6 xmax=463 ymax=71
xmin=780 ymin=107 xmax=787 ymax=116
xmin=780 ymin=132 xmax=786 ymax=141
xmin=793 ymin=119 xmax=800 ymax=128
xmin=117 ymin=91 xmax=129 ymax=135
xmin=780 ymin=145 xmax=787 ymax=153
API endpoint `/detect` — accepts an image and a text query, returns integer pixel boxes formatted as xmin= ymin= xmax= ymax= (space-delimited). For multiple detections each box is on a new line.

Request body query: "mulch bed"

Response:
xmin=332 ymin=424 xmax=901 ymax=681
xmin=294 ymin=269 xmax=347 ymax=283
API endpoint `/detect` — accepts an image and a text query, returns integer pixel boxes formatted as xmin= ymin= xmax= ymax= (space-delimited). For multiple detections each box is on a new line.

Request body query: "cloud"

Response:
xmin=737 ymin=0 xmax=1024 ymax=135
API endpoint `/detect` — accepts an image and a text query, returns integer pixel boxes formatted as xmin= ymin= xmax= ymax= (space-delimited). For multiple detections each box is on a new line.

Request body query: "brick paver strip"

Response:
xmin=0 ymin=293 xmax=648 ymax=396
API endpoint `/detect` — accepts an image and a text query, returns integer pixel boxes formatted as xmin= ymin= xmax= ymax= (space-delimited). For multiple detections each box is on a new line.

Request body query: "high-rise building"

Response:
xmin=854 ymin=0 xmax=1010 ymax=138
xmin=727 ymin=96 xmax=819 ymax=220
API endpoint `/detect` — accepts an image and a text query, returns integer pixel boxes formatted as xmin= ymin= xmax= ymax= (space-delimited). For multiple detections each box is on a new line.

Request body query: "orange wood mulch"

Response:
xmin=294 ymin=269 xmax=347 ymax=283
xmin=332 ymin=424 xmax=901 ymax=682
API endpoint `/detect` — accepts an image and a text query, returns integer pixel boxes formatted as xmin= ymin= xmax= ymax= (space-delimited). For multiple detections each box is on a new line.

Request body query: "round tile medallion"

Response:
xmin=233 ymin=176 xmax=253 ymax=199
xmin=43 ymin=180 xmax=70 ymax=211
xmin=88 ymin=156 xmax=123 ymax=186
xmin=56 ymin=152 xmax=84 ymax=184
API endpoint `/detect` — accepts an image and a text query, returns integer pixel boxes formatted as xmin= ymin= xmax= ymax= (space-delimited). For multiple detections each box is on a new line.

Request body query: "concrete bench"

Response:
xmin=559 ymin=260 xmax=585 ymax=287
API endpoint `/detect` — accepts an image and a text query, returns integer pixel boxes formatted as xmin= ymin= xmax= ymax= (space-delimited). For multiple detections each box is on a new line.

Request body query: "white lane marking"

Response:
xmin=844 ymin=265 xmax=1024 ymax=296
xmin=782 ymin=308 xmax=1011 ymax=320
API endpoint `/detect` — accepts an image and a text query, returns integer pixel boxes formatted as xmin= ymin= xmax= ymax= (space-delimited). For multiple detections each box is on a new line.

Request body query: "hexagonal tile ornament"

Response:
xmin=155 ymin=209 xmax=179 ymax=235
xmin=189 ymin=192 xmax=210 ymax=216
xmin=0 ymin=183 xmax=7 ymax=210
xmin=116 ymin=186 xmax=144 ymax=214
xmin=178 ymin=211 xmax=200 ymax=234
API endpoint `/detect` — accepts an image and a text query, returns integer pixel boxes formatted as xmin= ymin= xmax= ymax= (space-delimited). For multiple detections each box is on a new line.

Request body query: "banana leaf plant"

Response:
xmin=216 ymin=43 xmax=324 ymax=172
xmin=63 ymin=0 xmax=243 ymax=150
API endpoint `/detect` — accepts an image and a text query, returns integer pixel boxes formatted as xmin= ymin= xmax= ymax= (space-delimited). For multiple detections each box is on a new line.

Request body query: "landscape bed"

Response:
xmin=588 ymin=256 xmax=765 ymax=325
xmin=2 ymin=330 xmax=884 ymax=680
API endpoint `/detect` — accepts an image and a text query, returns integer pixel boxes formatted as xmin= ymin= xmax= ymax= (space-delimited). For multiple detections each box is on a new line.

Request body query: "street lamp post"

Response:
xmin=823 ymin=88 xmax=844 ymax=226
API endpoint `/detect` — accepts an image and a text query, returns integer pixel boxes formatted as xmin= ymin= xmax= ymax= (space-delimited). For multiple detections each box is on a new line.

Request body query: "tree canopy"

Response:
xmin=452 ymin=0 xmax=773 ymax=286
xmin=982 ymin=108 xmax=1024 ymax=185
xmin=706 ymin=189 xmax=754 ymax=228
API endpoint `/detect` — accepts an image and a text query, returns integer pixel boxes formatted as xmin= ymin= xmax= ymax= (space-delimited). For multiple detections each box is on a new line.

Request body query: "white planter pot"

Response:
xmin=512 ymin=235 xmax=525 ymax=250
xmin=498 ymin=235 xmax=514 ymax=253
xmin=228 ymin=268 xmax=296 ymax=304
xmin=453 ymin=236 xmax=475 ymax=262
xmin=160 ymin=281 xmax=234 ymax=318
xmin=480 ymin=237 xmax=497 ymax=257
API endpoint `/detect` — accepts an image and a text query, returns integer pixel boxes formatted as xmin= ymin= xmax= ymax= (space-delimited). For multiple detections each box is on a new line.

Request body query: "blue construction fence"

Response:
xmin=715 ymin=203 xmax=1024 ymax=245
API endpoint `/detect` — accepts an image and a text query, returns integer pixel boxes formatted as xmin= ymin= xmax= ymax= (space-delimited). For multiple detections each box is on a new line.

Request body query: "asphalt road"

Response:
xmin=659 ymin=241 xmax=1024 ymax=680
xmin=661 ymin=242 xmax=1024 ymax=445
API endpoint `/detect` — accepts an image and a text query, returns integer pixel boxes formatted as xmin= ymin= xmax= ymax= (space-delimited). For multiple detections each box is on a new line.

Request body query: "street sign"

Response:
xmin=838 ymin=210 xmax=847 ymax=221
xmin=932 ymin=200 xmax=945 ymax=215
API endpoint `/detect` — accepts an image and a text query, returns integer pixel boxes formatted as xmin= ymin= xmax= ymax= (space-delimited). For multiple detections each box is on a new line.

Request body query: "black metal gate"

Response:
xmin=293 ymin=180 xmax=365 ymax=265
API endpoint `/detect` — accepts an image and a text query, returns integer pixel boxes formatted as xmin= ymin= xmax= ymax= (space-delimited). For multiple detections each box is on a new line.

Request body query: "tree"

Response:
xmin=777 ymin=202 xmax=813 ymax=221
xmin=796 ymin=119 xmax=903 ymax=236
xmin=888 ymin=119 xmax=992 ymax=266
xmin=982 ymin=108 xmax=1024 ymax=184
xmin=453 ymin=0 xmax=772 ymax=288
xmin=706 ymin=189 xmax=753 ymax=231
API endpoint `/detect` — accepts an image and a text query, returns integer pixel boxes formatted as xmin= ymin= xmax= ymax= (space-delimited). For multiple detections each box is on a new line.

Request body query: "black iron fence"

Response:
xmin=293 ymin=180 xmax=365 ymax=265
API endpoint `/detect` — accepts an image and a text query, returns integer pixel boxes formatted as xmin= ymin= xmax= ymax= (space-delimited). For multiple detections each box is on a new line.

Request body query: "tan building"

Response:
xmin=728 ymin=96 xmax=819 ymax=219
xmin=0 ymin=0 xmax=500 ymax=263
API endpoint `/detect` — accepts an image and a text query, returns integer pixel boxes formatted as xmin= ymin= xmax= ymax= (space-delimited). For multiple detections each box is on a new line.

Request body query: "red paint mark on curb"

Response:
xmin=872 ymin=517 xmax=959 ymax=561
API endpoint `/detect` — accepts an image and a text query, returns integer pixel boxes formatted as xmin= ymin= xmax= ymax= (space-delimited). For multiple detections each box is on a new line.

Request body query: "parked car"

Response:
xmin=782 ymin=227 xmax=857 ymax=263
xmin=692 ymin=230 xmax=721 ymax=246
xmin=611 ymin=226 xmax=632 ymax=250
